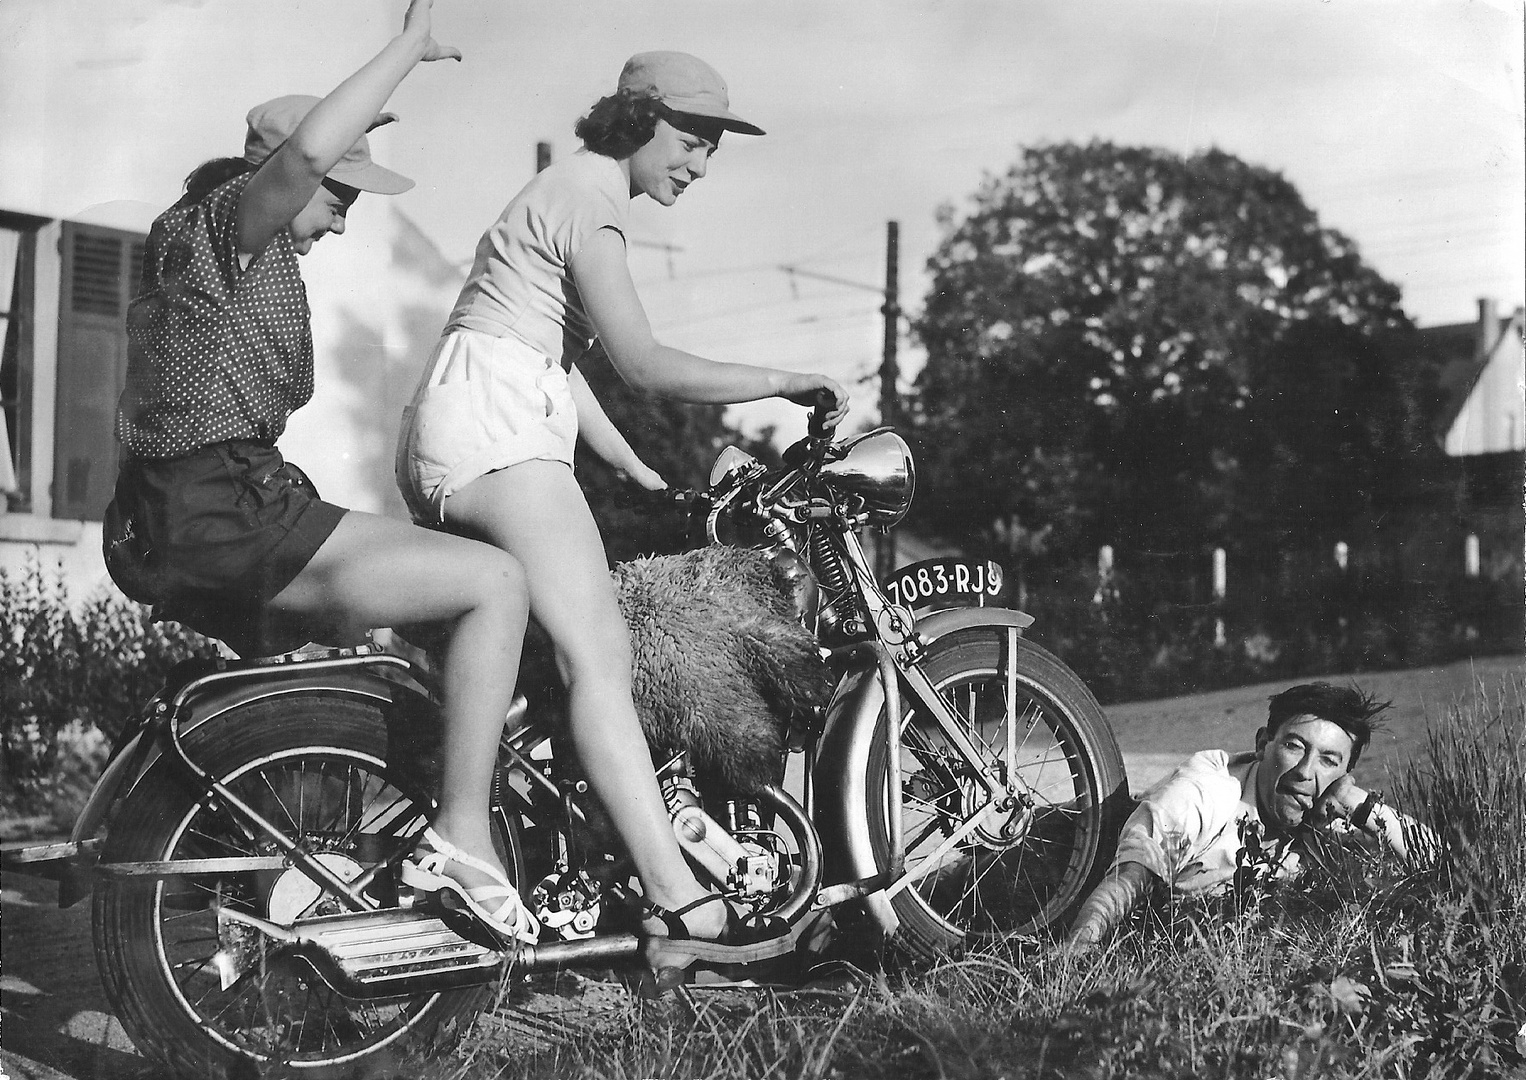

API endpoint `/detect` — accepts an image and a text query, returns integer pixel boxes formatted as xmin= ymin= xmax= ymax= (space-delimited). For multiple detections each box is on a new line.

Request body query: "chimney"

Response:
xmin=1476 ymin=296 xmax=1498 ymax=360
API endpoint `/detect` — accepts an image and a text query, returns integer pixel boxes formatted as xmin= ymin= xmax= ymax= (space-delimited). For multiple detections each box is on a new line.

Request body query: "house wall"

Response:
xmin=0 ymin=202 xmax=466 ymax=599
xmin=1443 ymin=305 xmax=1525 ymax=456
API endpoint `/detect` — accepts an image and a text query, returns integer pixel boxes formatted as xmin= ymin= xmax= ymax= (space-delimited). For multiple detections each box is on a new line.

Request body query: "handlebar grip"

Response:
xmin=808 ymin=389 xmax=835 ymax=439
xmin=610 ymin=485 xmax=697 ymax=512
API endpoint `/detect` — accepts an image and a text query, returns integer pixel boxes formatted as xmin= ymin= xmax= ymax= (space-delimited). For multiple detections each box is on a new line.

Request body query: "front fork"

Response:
xmin=815 ymin=526 xmax=1039 ymax=912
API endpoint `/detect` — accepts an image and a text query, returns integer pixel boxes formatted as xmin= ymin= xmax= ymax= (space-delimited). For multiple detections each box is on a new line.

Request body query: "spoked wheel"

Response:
xmin=93 ymin=694 xmax=521 ymax=1080
xmin=867 ymin=629 xmax=1128 ymax=959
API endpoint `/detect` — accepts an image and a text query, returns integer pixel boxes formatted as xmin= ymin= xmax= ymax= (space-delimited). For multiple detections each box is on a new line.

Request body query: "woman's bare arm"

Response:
xmin=567 ymin=365 xmax=665 ymax=489
xmin=237 ymin=0 xmax=459 ymax=254
xmin=572 ymin=228 xmax=848 ymax=426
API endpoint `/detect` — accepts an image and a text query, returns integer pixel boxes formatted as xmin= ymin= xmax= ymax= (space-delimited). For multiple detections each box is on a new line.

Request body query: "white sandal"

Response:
xmin=400 ymin=827 xmax=540 ymax=944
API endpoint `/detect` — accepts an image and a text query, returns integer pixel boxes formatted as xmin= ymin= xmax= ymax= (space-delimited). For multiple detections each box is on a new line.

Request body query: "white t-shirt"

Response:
xmin=445 ymin=150 xmax=629 ymax=366
xmin=1111 ymin=749 xmax=1306 ymax=896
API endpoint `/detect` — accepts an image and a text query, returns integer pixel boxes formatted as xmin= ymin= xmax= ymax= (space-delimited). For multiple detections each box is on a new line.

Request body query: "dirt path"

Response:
xmin=0 ymin=871 xmax=150 ymax=1080
xmin=1112 ymin=653 xmax=1522 ymax=792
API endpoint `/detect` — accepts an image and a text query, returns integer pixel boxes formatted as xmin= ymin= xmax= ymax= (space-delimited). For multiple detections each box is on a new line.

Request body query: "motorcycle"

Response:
xmin=2 ymin=415 xmax=1130 ymax=1079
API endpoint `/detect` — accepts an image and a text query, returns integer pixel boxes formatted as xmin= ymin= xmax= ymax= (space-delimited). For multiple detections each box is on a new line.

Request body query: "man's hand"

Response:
xmin=1311 ymin=774 xmax=1369 ymax=828
xmin=1064 ymin=862 xmax=1156 ymax=952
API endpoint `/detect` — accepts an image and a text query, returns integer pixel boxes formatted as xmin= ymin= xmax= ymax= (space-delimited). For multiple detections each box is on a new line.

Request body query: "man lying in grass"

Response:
xmin=1067 ymin=681 xmax=1438 ymax=950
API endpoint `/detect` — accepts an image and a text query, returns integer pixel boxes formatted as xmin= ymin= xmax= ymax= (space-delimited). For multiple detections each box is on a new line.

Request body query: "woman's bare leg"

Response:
xmin=268 ymin=510 xmax=528 ymax=889
xmin=445 ymin=461 xmax=725 ymax=937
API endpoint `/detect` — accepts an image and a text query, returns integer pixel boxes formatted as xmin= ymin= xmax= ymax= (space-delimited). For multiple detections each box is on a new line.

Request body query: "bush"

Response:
xmin=0 ymin=556 xmax=215 ymax=815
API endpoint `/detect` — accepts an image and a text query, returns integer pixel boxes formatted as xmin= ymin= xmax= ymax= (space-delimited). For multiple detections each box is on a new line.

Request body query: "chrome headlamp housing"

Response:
xmin=818 ymin=429 xmax=916 ymax=526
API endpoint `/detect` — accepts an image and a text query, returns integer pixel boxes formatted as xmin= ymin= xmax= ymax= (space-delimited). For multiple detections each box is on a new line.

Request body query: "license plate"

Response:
xmin=882 ymin=558 xmax=1005 ymax=611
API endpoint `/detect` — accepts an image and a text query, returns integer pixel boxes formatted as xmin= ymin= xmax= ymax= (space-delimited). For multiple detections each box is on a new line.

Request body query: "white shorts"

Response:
xmin=396 ymin=329 xmax=579 ymax=523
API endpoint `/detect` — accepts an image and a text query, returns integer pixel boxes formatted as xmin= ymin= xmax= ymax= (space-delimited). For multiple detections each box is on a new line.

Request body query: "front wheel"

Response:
xmin=866 ymin=629 xmax=1128 ymax=960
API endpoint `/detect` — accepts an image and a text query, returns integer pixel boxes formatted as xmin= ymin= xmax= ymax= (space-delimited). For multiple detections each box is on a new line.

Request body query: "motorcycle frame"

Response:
xmin=11 ymin=461 xmax=1044 ymax=956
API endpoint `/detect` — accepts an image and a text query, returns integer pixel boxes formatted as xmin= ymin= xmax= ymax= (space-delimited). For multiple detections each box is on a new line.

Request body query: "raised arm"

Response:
xmin=571 ymin=228 xmax=849 ymax=427
xmin=237 ymin=0 xmax=460 ymax=255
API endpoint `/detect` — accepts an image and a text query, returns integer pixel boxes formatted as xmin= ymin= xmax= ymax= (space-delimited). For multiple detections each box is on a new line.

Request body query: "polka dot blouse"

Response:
xmin=116 ymin=173 xmax=314 ymax=459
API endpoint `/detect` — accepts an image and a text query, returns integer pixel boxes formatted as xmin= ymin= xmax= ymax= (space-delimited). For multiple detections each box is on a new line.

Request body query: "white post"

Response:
xmin=1093 ymin=544 xmax=1114 ymax=605
xmin=30 ymin=220 xmax=62 ymax=519
xmin=1212 ymin=547 xmax=1227 ymax=646
xmin=1465 ymin=534 xmax=1480 ymax=579
xmin=1335 ymin=541 xmax=1349 ymax=572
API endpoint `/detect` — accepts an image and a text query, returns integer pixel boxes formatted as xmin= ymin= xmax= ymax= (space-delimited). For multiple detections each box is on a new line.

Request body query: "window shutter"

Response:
xmin=53 ymin=221 xmax=144 ymax=521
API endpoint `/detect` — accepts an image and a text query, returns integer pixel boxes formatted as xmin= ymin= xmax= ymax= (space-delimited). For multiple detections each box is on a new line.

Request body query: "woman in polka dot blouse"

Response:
xmin=102 ymin=0 xmax=540 ymax=943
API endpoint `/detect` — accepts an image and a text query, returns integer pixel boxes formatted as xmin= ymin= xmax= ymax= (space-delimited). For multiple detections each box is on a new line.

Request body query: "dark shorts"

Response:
xmin=103 ymin=440 xmax=348 ymax=654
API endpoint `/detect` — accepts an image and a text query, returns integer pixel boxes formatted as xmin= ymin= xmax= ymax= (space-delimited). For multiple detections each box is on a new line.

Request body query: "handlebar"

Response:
xmin=606 ymin=483 xmax=701 ymax=513
xmin=781 ymin=389 xmax=840 ymax=472
xmin=807 ymin=388 xmax=836 ymax=440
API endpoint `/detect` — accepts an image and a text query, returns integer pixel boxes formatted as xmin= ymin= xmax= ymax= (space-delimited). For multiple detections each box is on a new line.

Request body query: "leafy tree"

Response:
xmin=907 ymin=141 xmax=1420 ymax=571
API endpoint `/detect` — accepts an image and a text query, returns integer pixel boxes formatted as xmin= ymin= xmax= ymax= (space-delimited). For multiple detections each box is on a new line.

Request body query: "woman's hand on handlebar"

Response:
xmin=615 ymin=463 xmax=669 ymax=492
xmin=779 ymin=374 xmax=849 ymax=432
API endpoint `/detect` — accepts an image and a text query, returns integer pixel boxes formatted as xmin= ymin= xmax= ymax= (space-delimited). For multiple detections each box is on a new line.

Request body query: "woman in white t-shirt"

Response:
xmin=397 ymin=51 xmax=847 ymax=969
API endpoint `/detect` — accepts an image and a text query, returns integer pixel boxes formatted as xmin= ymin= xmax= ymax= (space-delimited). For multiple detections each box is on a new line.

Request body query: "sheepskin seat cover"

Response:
xmin=613 ymin=545 xmax=832 ymax=792
xmin=515 ymin=545 xmax=830 ymax=793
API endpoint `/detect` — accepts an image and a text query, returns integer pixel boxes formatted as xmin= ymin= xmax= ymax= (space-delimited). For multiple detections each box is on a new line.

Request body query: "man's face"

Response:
xmin=1254 ymin=715 xmax=1356 ymax=831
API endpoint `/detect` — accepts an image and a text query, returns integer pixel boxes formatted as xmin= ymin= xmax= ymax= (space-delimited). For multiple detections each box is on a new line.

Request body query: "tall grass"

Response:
xmin=439 ymin=676 xmax=1525 ymax=1079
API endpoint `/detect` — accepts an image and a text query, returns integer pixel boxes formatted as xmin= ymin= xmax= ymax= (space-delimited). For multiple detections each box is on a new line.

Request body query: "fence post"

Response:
xmin=1212 ymin=547 xmax=1227 ymax=647
xmin=1093 ymin=545 xmax=1115 ymax=606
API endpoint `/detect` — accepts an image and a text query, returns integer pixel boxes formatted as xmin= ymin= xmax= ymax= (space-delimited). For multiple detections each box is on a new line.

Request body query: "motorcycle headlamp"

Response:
xmin=818 ymin=430 xmax=915 ymax=527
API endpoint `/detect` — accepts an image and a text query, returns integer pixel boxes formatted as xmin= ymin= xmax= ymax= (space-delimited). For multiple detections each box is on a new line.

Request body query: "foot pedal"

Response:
xmin=218 ymin=904 xmax=513 ymax=999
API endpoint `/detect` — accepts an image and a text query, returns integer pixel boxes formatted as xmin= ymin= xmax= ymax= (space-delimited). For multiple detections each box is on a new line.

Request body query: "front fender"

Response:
xmin=811 ymin=607 xmax=1035 ymax=927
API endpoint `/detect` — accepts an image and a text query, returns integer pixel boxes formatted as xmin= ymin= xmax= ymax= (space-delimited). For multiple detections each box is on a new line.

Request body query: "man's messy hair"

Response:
xmin=1265 ymin=682 xmax=1391 ymax=768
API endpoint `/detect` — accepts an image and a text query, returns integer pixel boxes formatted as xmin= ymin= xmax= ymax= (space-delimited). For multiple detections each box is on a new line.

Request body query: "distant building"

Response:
xmin=1427 ymin=297 xmax=1525 ymax=457
xmin=1410 ymin=297 xmax=1524 ymax=653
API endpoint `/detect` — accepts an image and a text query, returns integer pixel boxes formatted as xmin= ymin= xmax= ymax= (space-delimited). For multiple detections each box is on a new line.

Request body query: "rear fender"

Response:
xmin=811 ymin=608 xmax=1035 ymax=929
xmin=53 ymin=658 xmax=436 ymax=905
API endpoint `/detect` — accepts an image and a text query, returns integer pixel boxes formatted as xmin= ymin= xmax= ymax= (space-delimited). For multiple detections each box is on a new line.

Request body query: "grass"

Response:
xmin=433 ymin=674 xmax=1525 ymax=1080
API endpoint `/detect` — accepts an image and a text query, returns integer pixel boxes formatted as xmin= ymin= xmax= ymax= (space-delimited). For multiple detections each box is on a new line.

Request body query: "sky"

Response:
xmin=2 ymin=0 xmax=1522 ymax=438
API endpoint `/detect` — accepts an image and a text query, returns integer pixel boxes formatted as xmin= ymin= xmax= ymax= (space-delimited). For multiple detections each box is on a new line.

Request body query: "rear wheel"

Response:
xmin=866 ymin=630 xmax=1127 ymax=960
xmin=93 ymin=694 xmax=521 ymax=1080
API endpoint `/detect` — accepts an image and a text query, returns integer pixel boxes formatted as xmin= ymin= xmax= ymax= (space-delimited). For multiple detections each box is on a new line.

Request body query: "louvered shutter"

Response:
xmin=53 ymin=221 xmax=144 ymax=520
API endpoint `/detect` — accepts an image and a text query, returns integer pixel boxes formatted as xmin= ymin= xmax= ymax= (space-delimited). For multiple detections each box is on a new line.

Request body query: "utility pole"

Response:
xmin=876 ymin=221 xmax=901 ymax=583
xmin=779 ymin=221 xmax=903 ymax=582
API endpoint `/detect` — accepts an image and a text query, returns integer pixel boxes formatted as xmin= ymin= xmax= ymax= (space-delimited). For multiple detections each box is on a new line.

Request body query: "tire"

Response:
xmin=866 ymin=629 xmax=1128 ymax=960
xmin=93 ymin=693 xmax=522 ymax=1080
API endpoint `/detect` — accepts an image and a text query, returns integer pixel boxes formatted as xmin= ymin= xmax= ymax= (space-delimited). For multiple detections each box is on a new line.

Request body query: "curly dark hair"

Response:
xmin=181 ymin=156 xmax=255 ymax=204
xmin=574 ymin=89 xmax=668 ymax=158
xmin=1265 ymin=682 xmax=1391 ymax=767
